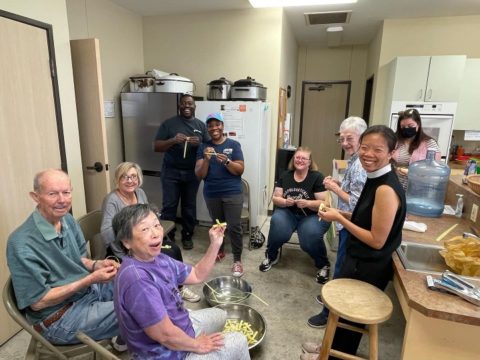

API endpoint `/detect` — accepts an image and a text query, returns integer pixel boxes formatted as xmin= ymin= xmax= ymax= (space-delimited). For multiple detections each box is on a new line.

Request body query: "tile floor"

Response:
xmin=0 ymin=219 xmax=405 ymax=359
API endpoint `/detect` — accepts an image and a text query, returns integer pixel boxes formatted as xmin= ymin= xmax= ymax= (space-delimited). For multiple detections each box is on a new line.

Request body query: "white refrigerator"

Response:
xmin=195 ymin=101 xmax=271 ymax=230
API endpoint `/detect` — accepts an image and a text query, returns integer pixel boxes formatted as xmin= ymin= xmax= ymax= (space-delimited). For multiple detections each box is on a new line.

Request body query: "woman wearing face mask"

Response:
xmin=393 ymin=108 xmax=441 ymax=190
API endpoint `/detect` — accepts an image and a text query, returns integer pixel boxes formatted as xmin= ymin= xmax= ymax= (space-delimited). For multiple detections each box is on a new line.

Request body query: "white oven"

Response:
xmin=390 ymin=101 xmax=456 ymax=161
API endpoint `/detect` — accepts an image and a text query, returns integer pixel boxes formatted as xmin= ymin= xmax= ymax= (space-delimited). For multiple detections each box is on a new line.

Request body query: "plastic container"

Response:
xmin=406 ymin=150 xmax=451 ymax=217
xmin=455 ymin=194 xmax=464 ymax=218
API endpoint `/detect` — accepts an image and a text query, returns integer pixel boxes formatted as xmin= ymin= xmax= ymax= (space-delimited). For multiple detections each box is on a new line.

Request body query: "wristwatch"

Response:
xmin=224 ymin=159 xmax=231 ymax=166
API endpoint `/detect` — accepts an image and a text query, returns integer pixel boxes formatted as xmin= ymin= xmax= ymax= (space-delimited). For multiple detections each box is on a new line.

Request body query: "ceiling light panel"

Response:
xmin=249 ymin=0 xmax=357 ymax=8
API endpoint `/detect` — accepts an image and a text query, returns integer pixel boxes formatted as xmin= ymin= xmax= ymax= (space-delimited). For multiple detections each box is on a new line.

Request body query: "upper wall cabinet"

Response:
xmin=390 ymin=55 xmax=467 ymax=102
xmin=454 ymin=59 xmax=480 ymax=130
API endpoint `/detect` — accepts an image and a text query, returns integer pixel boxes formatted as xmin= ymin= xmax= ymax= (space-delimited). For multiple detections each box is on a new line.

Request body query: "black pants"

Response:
xmin=161 ymin=166 xmax=200 ymax=240
xmin=205 ymin=194 xmax=243 ymax=261
xmin=329 ymin=254 xmax=393 ymax=359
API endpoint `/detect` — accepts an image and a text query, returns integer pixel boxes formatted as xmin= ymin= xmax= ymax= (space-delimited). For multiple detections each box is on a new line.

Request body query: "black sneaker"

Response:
xmin=315 ymin=265 xmax=330 ymax=284
xmin=307 ymin=313 xmax=328 ymax=328
xmin=182 ymin=238 xmax=193 ymax=250
xmin=315 ymin=295 xmax=323 ymax=305
xmin=258 ymin=252 xmax=279 ymax=272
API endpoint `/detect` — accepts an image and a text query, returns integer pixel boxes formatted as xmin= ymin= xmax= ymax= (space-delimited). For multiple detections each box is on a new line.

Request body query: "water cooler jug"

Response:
xmin=406 ymin=149 xmax=450 ymax=217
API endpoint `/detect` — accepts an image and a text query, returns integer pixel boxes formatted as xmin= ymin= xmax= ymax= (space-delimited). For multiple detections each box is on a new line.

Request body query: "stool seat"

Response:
xmin=321 ymin=278 xmax=392 ymax=324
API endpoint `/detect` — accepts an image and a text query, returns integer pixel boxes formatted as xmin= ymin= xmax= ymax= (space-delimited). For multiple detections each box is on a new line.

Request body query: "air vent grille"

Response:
xmin=305 ymin=10 xmax=351 ymax=26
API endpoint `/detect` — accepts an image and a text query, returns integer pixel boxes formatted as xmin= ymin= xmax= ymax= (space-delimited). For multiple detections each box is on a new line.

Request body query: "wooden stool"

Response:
xmin=318 ymin=278 xmax=393 ymax=360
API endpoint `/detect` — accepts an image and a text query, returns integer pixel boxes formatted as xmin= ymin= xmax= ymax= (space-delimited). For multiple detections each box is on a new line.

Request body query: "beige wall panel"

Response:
xmin=66 ymin=0 xmax=144 ymax=189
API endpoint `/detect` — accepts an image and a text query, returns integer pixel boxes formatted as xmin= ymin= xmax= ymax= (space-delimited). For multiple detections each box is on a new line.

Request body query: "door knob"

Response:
xmin=86 ymin=162 xmax=103 ymax=172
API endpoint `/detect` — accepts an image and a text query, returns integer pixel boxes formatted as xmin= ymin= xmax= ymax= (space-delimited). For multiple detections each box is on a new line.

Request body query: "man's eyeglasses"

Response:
xmin=294 ymin=156 xmax=310 ymax=162
xmin=120 ymin=174 xmax=138 ymax=182
xmin=336 ymin=137 xmax=356 ymax=144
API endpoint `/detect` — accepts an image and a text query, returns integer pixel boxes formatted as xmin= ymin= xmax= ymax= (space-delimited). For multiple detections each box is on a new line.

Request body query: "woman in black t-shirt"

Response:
xmin=259 ymin=147 xmax=329 ymax=277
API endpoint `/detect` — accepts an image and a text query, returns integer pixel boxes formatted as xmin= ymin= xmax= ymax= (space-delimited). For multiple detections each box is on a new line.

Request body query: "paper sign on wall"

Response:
xmin=464 ymin=131 xmax=480 ymax=141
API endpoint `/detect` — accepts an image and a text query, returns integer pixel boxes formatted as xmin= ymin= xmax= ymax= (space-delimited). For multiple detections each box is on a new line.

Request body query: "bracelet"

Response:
xmin=92 ymin=260 xmax=98 ymax=272
xmin=224 ymin=159 xmax=231 ymax=166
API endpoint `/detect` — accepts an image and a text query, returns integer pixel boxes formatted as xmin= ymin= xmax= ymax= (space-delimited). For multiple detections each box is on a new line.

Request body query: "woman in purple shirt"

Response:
xmin=112 ymin=204 xmax=250 ymax=360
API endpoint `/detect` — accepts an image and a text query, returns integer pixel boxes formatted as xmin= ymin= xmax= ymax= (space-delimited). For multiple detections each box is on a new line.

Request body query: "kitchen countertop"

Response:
xmin=393 ymin=214 xmax=480 ymax=326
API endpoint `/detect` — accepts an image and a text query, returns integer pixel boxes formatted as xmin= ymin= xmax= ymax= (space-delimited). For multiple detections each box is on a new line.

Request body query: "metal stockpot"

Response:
xmin=206 ymin=77 xmax=233 ymax=100
xmin=129 ymin=75 xmax=155 ymax=92
xmin=154 ymin=73 xmax=195 ymax=94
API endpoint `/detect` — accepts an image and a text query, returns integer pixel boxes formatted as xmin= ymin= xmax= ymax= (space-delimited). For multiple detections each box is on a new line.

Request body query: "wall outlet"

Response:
xmin=471 ymin=204 xmax=479 ymax=222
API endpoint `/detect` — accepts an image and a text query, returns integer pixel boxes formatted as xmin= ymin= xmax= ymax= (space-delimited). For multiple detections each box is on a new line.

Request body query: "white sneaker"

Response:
xmin=180 ymin=287 xmax=201 ymax=303
xmin=111 ymin=336 xmax=128 ymax=352
xmin=232 ymin=261 xmax=244 ymax=277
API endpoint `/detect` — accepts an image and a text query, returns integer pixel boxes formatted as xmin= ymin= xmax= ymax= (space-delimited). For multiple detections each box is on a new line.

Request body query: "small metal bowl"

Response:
xmin=203 ymin=276 xmax=252 ymax=307
xmin=217 ymin=303 xmax=267 ymax=350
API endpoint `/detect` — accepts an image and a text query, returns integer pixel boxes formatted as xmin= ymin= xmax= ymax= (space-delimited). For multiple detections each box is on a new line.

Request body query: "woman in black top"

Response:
xmin=302 ymin=126 xmax=406 ymax=359
xmin=259 ymin=147 xmax=329 ymax=277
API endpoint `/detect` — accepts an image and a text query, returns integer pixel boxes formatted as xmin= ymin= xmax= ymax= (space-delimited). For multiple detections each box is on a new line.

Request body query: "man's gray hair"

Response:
xmin=33 ymin=169 xmax=69 ymax=192
xmin=112 ymin=204 xmax=160 ymax=248
xmin=339 ymin=116 xmax=367 ymax=135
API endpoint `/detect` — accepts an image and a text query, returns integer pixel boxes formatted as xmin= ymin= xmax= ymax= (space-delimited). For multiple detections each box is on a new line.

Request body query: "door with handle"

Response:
xmin=299 ymin=81 xmax=350 ymax=176
xmin=71 ymin=39 xmax=111 ymax=211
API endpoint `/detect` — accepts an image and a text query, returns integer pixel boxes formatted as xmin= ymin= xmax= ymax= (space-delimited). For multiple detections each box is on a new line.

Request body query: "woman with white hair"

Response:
xmin=307 ymin=116 xmax=368 ymax=327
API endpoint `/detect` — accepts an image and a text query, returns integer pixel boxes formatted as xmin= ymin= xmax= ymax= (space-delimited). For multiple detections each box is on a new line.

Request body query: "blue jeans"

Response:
xmin=161 ymin=166 xmax=200 ymax=239
xmin=320 ymin=227 xmax=350 ymax=319
xmin=334 ymin=228 xmax=349 ymax=277
xmin=41 ymin=282 xmax=118 ymax=344
xmin=266 ymin=208 xmax=330 ymax=268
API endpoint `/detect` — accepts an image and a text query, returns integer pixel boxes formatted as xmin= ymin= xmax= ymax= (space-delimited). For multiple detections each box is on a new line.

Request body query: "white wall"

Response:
xmin=279 ymin=12 xmax=298 ymax=123
xmin=66 ymin=0 xmax=144 ymax=187
xmin=1 ymin=0 xmax=86 ymax=215
xmin=371 ymin=15 xmax=480 ymax=125
xmin=293 ymin=45 xmax=368 ymax=144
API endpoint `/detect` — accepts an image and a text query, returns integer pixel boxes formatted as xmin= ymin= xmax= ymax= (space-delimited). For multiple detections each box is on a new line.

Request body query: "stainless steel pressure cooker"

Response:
xmin=231 ymin=76 xmax=267 ymax=101
xmin=206 ymin=77 xmax=233 ymax=100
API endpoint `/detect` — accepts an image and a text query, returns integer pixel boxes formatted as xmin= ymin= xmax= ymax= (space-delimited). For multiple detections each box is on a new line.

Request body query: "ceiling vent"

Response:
xmin=305 ymin=10 xmax=351 ymax=26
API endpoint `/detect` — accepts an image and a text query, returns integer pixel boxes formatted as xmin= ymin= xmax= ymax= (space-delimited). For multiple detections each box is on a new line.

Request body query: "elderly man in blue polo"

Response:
xmin=7 ymin=169 xmax=125 ymax=350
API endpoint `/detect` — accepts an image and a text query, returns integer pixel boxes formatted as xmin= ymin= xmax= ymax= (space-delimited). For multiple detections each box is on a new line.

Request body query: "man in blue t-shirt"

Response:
xmin=154 ymin=94 xmax=210 ymax=250
xmin=7 ymin=169 xmax=123 ymax=347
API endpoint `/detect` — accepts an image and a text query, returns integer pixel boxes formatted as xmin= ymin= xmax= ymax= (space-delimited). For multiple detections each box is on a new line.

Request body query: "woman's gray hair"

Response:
xmin=112 ymin=204 xmax=159 ymax=248
xmin=339 ymin=116 xmax=367 ymax=135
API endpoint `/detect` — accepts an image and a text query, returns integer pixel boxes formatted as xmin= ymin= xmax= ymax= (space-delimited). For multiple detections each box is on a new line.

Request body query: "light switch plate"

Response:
xmin=471 ymin=204 xmax=479 ymax=222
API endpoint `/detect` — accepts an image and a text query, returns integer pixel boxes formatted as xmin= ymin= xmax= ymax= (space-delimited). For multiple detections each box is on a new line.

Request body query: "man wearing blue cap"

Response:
xmin=154 ymin=94 xmax=210 ymax=250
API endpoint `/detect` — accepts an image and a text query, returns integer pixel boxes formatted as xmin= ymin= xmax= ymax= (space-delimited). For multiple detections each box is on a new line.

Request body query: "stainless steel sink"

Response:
xmin=396 ymin=241 xmax=451 ymax=275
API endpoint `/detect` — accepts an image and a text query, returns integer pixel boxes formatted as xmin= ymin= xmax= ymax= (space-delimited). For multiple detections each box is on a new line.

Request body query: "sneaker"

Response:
xmin=111 ymin=336 xmax=128 ymax=352
xmin=300 ymin=352 xmax=322 ymax=360
xmin=216 ymin=250 xmax=226 ymax=262
xmin=315 ymin=265 xmax=330 ymax=284
xmin=232 ymin=261 xmax=244 ymax=277
xmin=258 ymin=252 xmax=279 ymax=272
xmin=315 ymin=295 xmax=323 ymax=305
xmin=182 ymin=238 xmax=193 ymax=250
xmin=301 ymin=342 xmax=321 ymax=354
xmin=307 ymin=313 xmax=328 ymax=329
xmin=180 ymin=287 xmax=201 ymax=303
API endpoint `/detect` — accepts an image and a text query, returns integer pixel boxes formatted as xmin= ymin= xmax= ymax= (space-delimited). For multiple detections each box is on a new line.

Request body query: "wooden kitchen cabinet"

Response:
xmin=390 ymin=55 xmax=466 ymax=102
xmin=454 ymin=59 xmax=480 ymax=130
